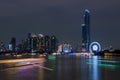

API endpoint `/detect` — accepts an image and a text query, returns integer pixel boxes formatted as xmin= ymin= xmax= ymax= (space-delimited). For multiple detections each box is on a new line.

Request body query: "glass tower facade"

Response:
xmin=82 ymin=9 xmax=90 ymax=52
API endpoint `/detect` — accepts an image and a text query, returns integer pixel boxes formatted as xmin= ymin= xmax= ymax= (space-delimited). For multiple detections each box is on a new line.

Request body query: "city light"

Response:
xmin=89 ymin=42 xmax=101 ymax=53
xmin=48 ymin=55 xmax=56 ymax=60
xmin=0 ymin=58 xmax=46 ymax=66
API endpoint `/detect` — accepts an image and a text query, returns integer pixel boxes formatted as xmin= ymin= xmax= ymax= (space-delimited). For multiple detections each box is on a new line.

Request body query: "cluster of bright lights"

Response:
xmin=87 ymin=58 xmax=120 ymax=69
xmin=89 ymin=42 xmax=101 ymax=53
xmin=63 ymin=48 xmax=71 ymax=53
xmin=0 ymin=58 xmax=45 ymax=64
xmin=62 ymin=44 xmax=72 ymax=53
xmin=48 ymin=55 xmax=56 ymax=60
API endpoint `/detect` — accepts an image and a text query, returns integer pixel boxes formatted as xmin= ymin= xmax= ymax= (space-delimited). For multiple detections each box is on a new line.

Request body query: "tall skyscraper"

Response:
xmin=51 ymin=35 xmax=57 ymax=53
xmin=28 ymin=33 xmax=37 ymax=52
xmin=27 ymin=33 xmax=32 ymax=52
xmin=82 ymin=9 xmax=90 ymax=52
xmin=44 ymin=35 xmax=50 ymax=53
xmin=37 ymin=34 xmax=44 ymax=53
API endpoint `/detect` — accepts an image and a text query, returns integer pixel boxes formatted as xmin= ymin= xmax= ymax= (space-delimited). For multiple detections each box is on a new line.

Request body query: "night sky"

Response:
xmin=0 ymin=0 xmax=120 ymax=49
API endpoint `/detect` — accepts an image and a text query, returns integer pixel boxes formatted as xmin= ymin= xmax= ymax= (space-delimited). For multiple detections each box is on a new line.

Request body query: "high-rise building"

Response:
xmin=37 ymin=34 xmax=44 ymax=53
xmin=28 ymin=33 xmax=38 ymax=52
xmin=82 ymin=9 xmax=90 ymax=52
xmin=27 ymin=33 xmax=58 ymax=53
xmin=21 ymin=39 xmax=28 ymax=52
xmin=10 ymin=37 xmax=16 ymax=52
xmin=0 ymin=42 xmax=6 ymax=52
xmin=44 ymin=35 xmax=50 ymax=53
xmin=51 ymin=35 xmax=57 ymax=53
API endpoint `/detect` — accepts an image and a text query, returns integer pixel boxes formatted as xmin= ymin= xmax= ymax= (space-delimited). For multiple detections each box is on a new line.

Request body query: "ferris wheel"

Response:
xmin=89 ymin=42 xmax=101 ymax=53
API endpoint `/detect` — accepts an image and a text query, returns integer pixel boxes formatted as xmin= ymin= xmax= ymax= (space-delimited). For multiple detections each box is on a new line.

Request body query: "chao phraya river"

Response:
xmin=0 ymin=54 xmax=120 ymax=80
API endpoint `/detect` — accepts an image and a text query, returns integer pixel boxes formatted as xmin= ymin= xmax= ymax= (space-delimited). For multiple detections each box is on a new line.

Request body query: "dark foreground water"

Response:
xmin=0 ymin=55 xmax=120 ymax=80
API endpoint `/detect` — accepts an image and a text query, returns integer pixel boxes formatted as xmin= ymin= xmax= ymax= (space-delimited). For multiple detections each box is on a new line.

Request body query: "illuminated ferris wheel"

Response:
xmin=89 ymin=42 xmax=101 ymax=53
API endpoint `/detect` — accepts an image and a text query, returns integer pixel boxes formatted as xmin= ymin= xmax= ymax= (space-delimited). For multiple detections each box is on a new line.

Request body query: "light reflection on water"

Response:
xmin=0 ymin=56 xmax=120 ymax=80
xmin=0 ymin=58 xmax=54 ymax=80
xmin=56 ymin=56 xmax=120 ymax=80
xmin=88 ymin=56 xmax=100 ymax=80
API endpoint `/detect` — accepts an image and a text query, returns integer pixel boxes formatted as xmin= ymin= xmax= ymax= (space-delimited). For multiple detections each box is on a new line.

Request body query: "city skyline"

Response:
xmin=0 ymin=0 xmax=120 ymax=49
